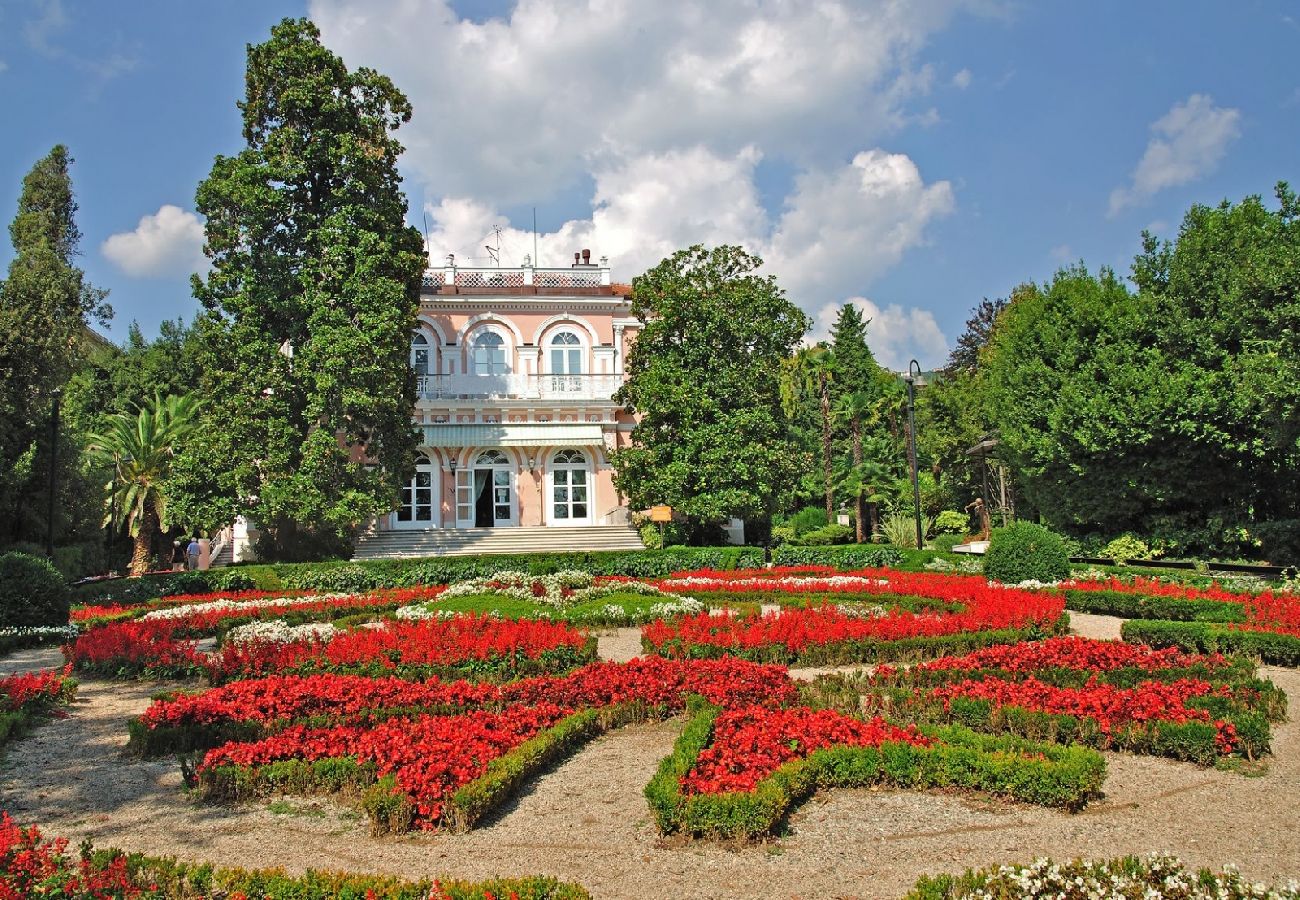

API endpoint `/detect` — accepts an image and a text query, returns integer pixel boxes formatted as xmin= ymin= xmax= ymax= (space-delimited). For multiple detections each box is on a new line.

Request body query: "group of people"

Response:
xmin=171 ymin=536 xmax=203 ymax=572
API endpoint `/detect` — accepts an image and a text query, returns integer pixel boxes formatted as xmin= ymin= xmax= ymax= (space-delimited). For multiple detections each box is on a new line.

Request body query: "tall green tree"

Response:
xmin=834 ymin=390 xmax=886 ymax=541
xmin=172 ymin=18 xmax=426 ymax=560
xmin=781 ymin=345 xmax=836 ymax=522
xmin=86 ymin=394 xmax=201 ymax=576
xmin=0 ymin=145 xmax=110 ymax=547
xmin=613 ymin=245 xmax=810 ymax=538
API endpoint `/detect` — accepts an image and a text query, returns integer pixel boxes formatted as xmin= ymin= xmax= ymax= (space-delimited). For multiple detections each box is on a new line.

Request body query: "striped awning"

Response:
xmin=421 ymin=423 xmax=605 ymax=448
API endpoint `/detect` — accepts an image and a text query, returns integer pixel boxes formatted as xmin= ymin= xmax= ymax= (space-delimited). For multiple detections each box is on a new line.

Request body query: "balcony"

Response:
xmin=417 ymin=373 xmax=625 ymax=402
xmin=420 ymin=256 xmax=617 ymax=296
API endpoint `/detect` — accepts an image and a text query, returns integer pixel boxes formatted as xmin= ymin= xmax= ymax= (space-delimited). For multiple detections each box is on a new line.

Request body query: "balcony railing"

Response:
xmin=417 ymin=373 xmax=624 ymax=402
xmin=421 ymin=262 xmax=611 ymax=290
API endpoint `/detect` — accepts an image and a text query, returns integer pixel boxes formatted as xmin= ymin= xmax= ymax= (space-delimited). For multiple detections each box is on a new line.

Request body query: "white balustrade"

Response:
xmin=417 ymin=373 xmax=623 ymax=401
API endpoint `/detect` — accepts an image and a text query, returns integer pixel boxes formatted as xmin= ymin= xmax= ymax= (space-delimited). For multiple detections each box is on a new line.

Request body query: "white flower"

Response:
xmin=223 ymin=619 xmax=337 ymax=645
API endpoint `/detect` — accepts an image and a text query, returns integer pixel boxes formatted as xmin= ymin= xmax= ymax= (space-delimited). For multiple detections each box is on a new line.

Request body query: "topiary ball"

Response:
xmin=0 ymin=551 xmax=70 ymax=628
xmin=983 ymin=522 xmax=1071 ymax=585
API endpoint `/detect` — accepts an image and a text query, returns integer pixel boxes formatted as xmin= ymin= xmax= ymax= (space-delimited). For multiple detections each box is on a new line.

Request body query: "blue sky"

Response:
xmin=1 ymin=0 xmax=1295 ymax=369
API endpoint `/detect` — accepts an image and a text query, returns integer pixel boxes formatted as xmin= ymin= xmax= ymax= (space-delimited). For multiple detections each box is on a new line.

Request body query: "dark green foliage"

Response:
xmin=983 ymin=522 xmax=1070 ymax=584
xmin=770 ymin=544 xmax=903 ymax=569
xmin=612 ymin=245 xmax=810 ymax=532
xmin=0 ymin=145 xmax=111 ymax=553
xmin=1122 ymin=619 xmax=1300 ymax=667
xmin=647 ymin=704 xmax=1105 ymax=840
xmin=0 ymin=550 xmax=69 ymax=627
xmin=172 ymin=18 xmax=427 ymax=557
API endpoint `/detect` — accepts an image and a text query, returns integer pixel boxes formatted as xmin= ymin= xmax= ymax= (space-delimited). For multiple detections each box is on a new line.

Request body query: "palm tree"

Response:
xmin=781 ymin=345 xmax=836 ymax=522
xmin=85 ymin=394 xmax=202 ymax=576
xmin=834 ymin=391 xmax=885 ymax=542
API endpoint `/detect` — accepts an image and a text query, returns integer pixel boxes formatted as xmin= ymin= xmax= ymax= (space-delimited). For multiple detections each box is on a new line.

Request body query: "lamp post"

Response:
xmin=903 ymin=360 xmax=923 ymax=551
xmin=45 ymin=388 xmax=61 ymax=560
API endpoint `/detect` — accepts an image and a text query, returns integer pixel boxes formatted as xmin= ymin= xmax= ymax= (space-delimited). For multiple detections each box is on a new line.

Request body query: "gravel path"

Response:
xmin=1 ymin=613 xmax=1296 ymax=898
xmin=0 ymin=644 xmax=64 ymax=675
xmin=595 ymin=628 xmax=643 ymax=663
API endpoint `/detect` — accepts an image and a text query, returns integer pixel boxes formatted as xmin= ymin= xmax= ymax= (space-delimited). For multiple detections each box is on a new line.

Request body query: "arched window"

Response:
xmin=476 ymin=449 xmax=509 ymax=466
xmin=549 ymin=330 xmax=583 ymax=375
xmin=471 ymin=331 xmax=508 ymax=376
xmin=411 ymin=331 xmax=431 ymax=375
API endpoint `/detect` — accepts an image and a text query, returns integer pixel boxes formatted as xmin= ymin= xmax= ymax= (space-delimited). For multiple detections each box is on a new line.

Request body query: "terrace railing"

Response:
xmin=417 ymin=373 xmax=624 ymax=402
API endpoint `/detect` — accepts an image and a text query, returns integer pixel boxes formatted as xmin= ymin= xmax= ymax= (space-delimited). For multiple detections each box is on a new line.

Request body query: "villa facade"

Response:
xmin=388 ymin=251 xmax=639 ymax=532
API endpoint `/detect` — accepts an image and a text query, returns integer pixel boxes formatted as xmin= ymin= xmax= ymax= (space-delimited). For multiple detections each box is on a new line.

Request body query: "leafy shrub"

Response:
xmin=879 ymin=511 xmax=933 ymax=549
xmin=787 ymin=524 xmax=853 ymax=546
xmin=983 ymin=522 xmax=1070 ymax=584
xmin=281 ymin=563 xmax=385 ymax=593
xmin=1103 ymin=534 xmax=1151 ymax=565
xmin=931 ymin=534 xmax=964 ymax=553
xmin=0 ymin=551 xmax=69 ymax=628
xmin=1121 ymin=620 xmax=1300 ymax=667
xmin=785 ymin=506 xmax=828 ymax=535
xmin=933 ymin=510 xmax=969 ymax=535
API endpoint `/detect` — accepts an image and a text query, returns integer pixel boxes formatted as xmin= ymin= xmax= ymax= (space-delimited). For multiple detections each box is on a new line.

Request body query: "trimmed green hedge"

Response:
xmin=771 ymin=544 xmax=903 ymax=569
xmin=71 ymin=546 xmax=767 ymax=606
xmin=1062 ymin=588 xmax=1246 ymax=622
xmin=645 ymin=701 xmax=1106 ymax=840
xmin=93 ymin=849 xmax=590 ymax=899
xmin=1121 ymin=619 xmax=1300 ymax=667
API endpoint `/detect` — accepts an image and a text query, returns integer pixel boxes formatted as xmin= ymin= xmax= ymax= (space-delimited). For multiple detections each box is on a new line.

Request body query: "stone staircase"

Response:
xmin=352 ymin=525 xmax=646 ymax=560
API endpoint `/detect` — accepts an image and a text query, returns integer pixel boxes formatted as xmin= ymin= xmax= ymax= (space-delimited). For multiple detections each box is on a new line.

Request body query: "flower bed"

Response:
xmin=72 ymin=588 xmax=318 ymax=626
xmin=642 ymin=575 xmax=1067 ymax=665
xmin=805 ymin=638 xmax=1285 ymax=765
xmin=1122 ymin=619 xmax=1300 ymax=667
xmin=0 ymin=670 xmax=76 ymax=750
xmin=64 ymin=587 xmax=444 ymax=677
xmin=170 ymin=657 xmax=795 ymax=832
xmin=906 ymin=853 xmax=1300 ymax=900
xmin=645 ymin=700 xmax=1105 ymax=840
xmin=206 ymin=614 xmax=596 ymax=683
xmin=0 ymin=813 xmax=591 ymax=899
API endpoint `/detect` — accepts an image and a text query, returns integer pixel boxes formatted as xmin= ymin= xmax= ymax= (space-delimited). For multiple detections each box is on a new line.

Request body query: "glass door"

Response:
xmin=395 ymin=453 xmax=437 ymax=529
xmin=549 ymin=449 xmax=591 ymax=525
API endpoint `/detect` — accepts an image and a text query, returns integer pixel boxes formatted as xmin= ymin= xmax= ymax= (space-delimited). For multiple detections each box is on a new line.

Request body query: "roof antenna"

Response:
xmin=484 ymin=225 xmax=502 ymax=267
xmin=422 ymin=212 xmax=431 ymax=258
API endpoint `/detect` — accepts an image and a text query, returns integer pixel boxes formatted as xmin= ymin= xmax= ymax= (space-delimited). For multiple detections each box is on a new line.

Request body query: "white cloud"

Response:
xmin=311 ymin=0 xmax=971 ymax=369
xmin=810 ymin=297 xmax=950 ymax=371
xmin=101 ymin=205 xmax=207 ymax=279
xmin=951 ymin=68 xmax=972 ymax=89
xmin=312 ymin=0 xmax=970 ymax=207
xmin=1108 ymin=94 xmax=1241 ymax=216
xmin=1049 ymin=243 xmax=1072 ymax=262
xmin=0 ymin=61 xmax=8 ymax=74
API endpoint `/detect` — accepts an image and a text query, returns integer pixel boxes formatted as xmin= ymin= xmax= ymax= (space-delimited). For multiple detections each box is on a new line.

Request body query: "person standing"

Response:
xmin=185 ymin=536 xmax=200 ymax=571
xmin=171 ymin=540 xmax=185 ymax=572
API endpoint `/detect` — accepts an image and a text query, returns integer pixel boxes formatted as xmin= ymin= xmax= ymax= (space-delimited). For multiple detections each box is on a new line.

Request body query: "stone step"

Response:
xmin=352 ymin=525 xmax=645 ymax=560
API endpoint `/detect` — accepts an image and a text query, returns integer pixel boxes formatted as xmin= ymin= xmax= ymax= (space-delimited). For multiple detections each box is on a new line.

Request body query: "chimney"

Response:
xmin=582 ymin=248 xmax=591 ymax=265
xmin=573 ymin=252 xmax=581 ymax=267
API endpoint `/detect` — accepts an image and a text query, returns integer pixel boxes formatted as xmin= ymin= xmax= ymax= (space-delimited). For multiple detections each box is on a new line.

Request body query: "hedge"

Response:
xmin=1062 ymin=588 xmax=1246 ymax=623
xmin=0 ymin=677 xmax=76 ymax=752
xmin=87 ymin=848 xmax=591 ymax=899
xmin=71 ymin=546 xmax=767 ymax=606
xmin=1121 ymin=620 xmax=1300 ymax=667
xmin=645 ymin=701 xmax=1106 ymax=840
xmin=771 ymin=544 xmax=903 ymax=569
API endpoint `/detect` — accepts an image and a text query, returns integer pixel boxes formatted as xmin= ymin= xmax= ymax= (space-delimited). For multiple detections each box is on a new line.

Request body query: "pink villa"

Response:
xmin=339 ymin=250 xmax=647 ymax=559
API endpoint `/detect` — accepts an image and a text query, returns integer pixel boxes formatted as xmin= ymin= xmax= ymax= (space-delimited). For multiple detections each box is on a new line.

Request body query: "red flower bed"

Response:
xmin=0 ymin=813 xmax=145 ymax=899
xmin=207 ymin=614 xmax=591 ymax=682
xmin=927 ymin=675 xmax=1239 ymax=752
xmin=65 ymin=587 xmax=446 ymax=676
xmin=643 ymin=583 xmax=1064 ymax=661
xmin=890 ymin=636 xmax=1230 ymax=677
xmin=181 ymin=657 xmax=798 ymax=828
xmin=0 ymin=670 xmax=72 ymax=712
xmin=680 ymin=706 xmax=931 ymax=794
xmin=1067 ymin=576 xmax=1300 ymax=637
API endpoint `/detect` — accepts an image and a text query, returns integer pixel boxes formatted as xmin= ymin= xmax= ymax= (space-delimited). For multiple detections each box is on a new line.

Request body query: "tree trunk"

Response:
xmin=851 ymin=416 xmax=865 ymax=543
xmin=821 ymin=375 xmax=833 ymax=523
xmin=129 ymin=505 xmax=159 ymax=577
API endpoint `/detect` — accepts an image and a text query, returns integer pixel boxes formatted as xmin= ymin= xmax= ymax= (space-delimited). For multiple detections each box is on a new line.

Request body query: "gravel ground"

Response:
xmin=1 ymin=614 xmax=1296 ymax=899
xmin=595 ymin=628 xmax=643 ymax=663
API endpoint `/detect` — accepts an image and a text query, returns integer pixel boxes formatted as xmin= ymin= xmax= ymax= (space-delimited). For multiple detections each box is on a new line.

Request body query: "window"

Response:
xmin=549 ymin=330 xmax=582 ymax=375
xmin=476 ymin=449 xmax=509 ymax=466
xmin=411 ymin=331 xmax=431 ymax=375
xmin=551 ymin=449 xmax=590 ymax=522
xmin=471 ymin=331 xmax=508 ymax=375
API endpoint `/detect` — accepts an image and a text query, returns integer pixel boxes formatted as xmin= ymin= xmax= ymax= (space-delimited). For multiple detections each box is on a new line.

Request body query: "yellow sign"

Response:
xmin=649 ymin=505 xmax=673 ymax=523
